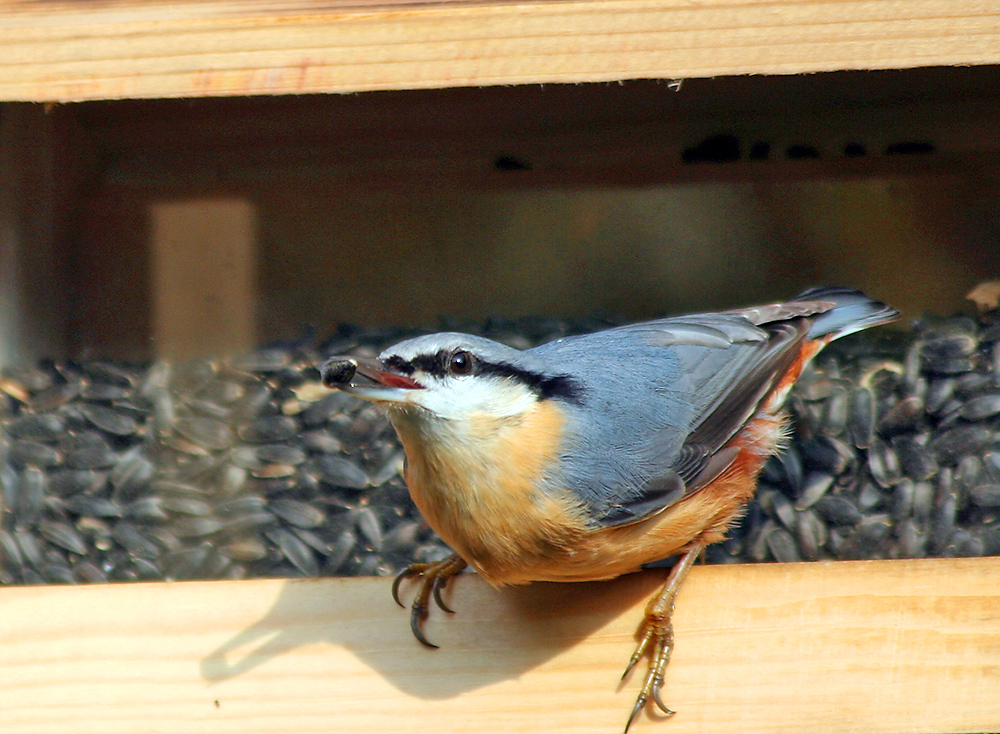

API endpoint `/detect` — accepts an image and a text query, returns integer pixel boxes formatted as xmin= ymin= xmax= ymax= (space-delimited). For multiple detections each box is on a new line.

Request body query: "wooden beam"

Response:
xmin=2 ymin=1 xmax=1000 ymax=102
xmin=2 ymin=557 xmax=999 ymax=733
xmin=149 ymin=198 xmax=258 ymax=361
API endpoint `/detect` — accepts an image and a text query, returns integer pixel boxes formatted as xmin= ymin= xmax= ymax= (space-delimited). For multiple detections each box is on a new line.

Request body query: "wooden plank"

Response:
xmin=149 ymin=198 xmax=258 ymax=361
xmin=68 ymin=70 xmax=1000 ymax=192
xmin=2 ymin=0 xmax=1000 ymax=102
xmin=1 ymin=557 xmax=999 ymax=733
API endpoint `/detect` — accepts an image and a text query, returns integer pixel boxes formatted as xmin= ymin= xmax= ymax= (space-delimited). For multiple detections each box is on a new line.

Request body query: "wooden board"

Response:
xmin=2 ymin=557 xmax=999 ymax=733
xmin=149 ymin=198 xmax=258 ymax=360
xmin=2 ymin=0 xmax=1000 ymax=102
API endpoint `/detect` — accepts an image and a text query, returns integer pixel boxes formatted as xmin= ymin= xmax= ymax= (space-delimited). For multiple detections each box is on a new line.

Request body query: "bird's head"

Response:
xmin=321 ymin=333 xmax=579 ymax=424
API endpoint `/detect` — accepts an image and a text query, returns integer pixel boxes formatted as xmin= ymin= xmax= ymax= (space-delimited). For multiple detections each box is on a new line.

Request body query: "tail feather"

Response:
xmin=796 ymin=286 xmax=899 ymax=341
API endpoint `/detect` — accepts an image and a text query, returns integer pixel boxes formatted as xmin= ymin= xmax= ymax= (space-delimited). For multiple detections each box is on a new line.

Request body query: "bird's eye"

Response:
xmin=448 ymin=350 xmax=474 ymax=376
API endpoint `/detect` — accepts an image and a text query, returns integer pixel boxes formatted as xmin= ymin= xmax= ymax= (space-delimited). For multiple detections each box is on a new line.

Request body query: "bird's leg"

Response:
xmin=622 ymin=543 xmax=703 ymax=733
xmin=392 ymin=553 xmax=468 ymax=648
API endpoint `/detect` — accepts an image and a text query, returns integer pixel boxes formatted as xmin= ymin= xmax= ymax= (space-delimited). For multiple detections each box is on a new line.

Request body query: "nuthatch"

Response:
xmin=321 ymin=287 xmax=898 ymax=730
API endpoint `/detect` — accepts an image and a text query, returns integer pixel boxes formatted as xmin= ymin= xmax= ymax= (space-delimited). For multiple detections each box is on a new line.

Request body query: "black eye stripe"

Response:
xmin=382 ymin=355 xmax=415 ymax=375
xmin=477 ymin=361 xmax=583 ymax=403
xmin=408 ymin=352 xmax=449 ymax=377
xmin=388 ymin=349 xmax=583 ymax=403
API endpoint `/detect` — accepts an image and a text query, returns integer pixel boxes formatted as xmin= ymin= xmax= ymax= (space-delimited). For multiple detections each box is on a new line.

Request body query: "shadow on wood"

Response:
xmin=200 ymin=569 xmax=665 ymax=700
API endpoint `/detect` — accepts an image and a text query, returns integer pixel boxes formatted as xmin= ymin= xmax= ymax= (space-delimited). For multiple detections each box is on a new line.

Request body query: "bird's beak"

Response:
xmin=320 ymin=355 xmax=423 ymax=403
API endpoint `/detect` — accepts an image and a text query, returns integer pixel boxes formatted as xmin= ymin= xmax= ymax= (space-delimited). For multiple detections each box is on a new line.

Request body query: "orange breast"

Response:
xmin=389 ymin=400 xmax=593 ymax=586
xmin=389 ymin=376 xmax=793 ymax=587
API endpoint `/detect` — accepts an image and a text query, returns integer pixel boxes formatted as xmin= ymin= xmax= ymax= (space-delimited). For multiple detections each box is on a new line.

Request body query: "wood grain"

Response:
xmin=2 ymin=557 xmax=999 ymax=733
xmin=2 ymin=0 xmax=1000 ymax=101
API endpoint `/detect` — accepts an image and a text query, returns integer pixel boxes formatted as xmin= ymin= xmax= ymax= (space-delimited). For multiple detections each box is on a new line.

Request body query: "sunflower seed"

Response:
xmin=929 ymin=491 xmax=958 ymax=556
xmin=800 ymin=436 xmax=855 ymax=476
xmin=924 ymin=378 xmax=956 ymax=415
xmin=325 ymin=530 xmax=357 ymax=574
xmin=371 ymin=451 xmax=405 ymax=487
xmin=982 ymin=526 xmax=1000 ymax=556
xmin=238 ymin=416 xmax=299 ymax=443
xmin=266 ymin=527 xmax=318 ymax=576
xmin=82 ymin=382 xmax=132 ymax=402
xmin=839 ymin=515 xmax=892 ymax=560
xmin=174 ymin=417 xmax=234 ymax=451
xmin=80 ymin=404 xmax=139 ymax=436
xmin=984 ymin=452 xmax=1000 ymax=482
xmin=229 ymin=348 xmax=292 ymax=374
xmin=302 ymin=393 xmax=353 ymax=427
xmin=160 ymin=496 xmax=213 ymax=517
xmin=795 ymin=509 xmax=825 ymax=560
xmin=9 ymin=441 xmax=62 ymax=468
xmin=8 ymin=413 xmax=65 ymax=441
xmin=254 ymin=444 xmax=306 ymax=465
xmin=112 ymin=523 xmax=161 ymax=559
xmin=198 ymin=379 xmax=245 ymax=406
xmin=766 ymin=527 xmax=800 ymax=563
xmin=960 ymin=394 xmax=1000 ymax=421
xmin=13 ymin=467 xmax=47 ymax=526
xmin=217 ymin=513 xmax=277 ymax=535
xmin=795 ymin=472 xmax=833 ymax=510
xmin=42 ymin=562 xmax=76 ymax=584
xmin=171 ymin=517 xmax=222 ymax=538
xmin=814 ymin=495 xmax=863 ymax=526
xmin=894 ymin=436 xmax=938 ymax=481
xmin=1 ymin=529 xmax=24 ymax=570
xmin=912 ymin=480 xmax=935 ymax=522
xmin=132 ymin=557 xmax=166 ymax=581
xmin=970 ymin=484 xmax=1000 ymax=507
xmin=354 ymin=507 xmax=383 ymax=551
xmin=850 ymin=386 xmax=875 ymax=449
xmin=857 ymin=481 xmax=883 ymax=512
xmin=895 ymin=518 xmax=925 ymax=558
xmin=119 ymin=496 xmax=168 ymax=522
xmin=310 ymin=455 xmax=369 ymax=490
xmin=109 ymin=448 xmax=155 ymax=499
xmin=73 ymin=560 xmax=108 ymax=583
xmin=269 ymin=499 xmax=326 ymax=529
xmin=891 ymin=479 xmax=915 ymax=521
xmin=66 ymin=494 xmax=123 ymax=519
xmin=821 ymin=388 xmax=849 ymax=436
xmin=213 ymin=495 xmax=267 ymax=518
xmin=930 ymin=425 xmax=993 ymax=466
xmin=868 ymin=438 xmax=903 ymax=489
xmin=955 ymin=455 xmax=985 ymax=496
xmin=219 ymin=539 xmax=269 ymax=562
xmin=954 ymin=372 xmax=995 ymax=399
xmin=942 ymin=529 xmax=985 ymax=558
xmin=877 ymin=396 xmax=924 ymax=436
xmin=64 ymin=445 xmax=117 ymax=470
xmin=38 ymin=520 xmax=88 ymax=555
xmin=14 ymin=528 xmax=44 ymax=568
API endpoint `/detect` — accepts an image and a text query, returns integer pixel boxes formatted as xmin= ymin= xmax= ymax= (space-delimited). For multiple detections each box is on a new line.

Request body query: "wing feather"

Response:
xmin=536 ymin=312 xmax=816 ymax=527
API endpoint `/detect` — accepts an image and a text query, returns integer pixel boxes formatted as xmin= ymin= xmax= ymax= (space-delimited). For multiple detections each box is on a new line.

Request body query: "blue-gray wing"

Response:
xmin=529 ymin=304 xmax=824 ymax=527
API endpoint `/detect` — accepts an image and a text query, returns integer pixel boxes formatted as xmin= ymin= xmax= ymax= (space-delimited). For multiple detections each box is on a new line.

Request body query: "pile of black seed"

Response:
xmin=1 ymin=309 xmax=998 ymax=586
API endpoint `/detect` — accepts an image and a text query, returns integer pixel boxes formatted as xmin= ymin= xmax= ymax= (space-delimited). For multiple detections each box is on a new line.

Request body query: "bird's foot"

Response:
xmin=621 ymin=543 xmax=702 ymax=732
xmin=623 ymin=616 xmax=676 ymax=732
xmin=391 ymin=553 xmax=468 ymax=648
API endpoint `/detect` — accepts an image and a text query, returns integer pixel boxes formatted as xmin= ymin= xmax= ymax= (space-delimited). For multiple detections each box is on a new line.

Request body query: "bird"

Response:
xmin=320 ymin=286 xmax=899 ymax=731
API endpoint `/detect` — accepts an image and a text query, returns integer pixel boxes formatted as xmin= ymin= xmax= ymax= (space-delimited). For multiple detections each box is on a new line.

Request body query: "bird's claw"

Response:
xmin=392 ymin=553 xmax=468 ymax=648
xmin=621 ymin=544 xmax=701 ymax=733
xmin=623 ymin=616 xmax=676 ymax=733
